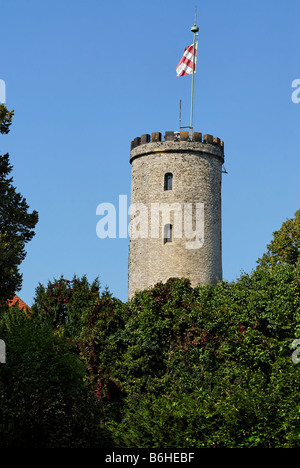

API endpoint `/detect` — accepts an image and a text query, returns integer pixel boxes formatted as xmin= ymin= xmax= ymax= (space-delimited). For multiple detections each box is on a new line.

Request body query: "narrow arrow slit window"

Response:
xmin=164 ymin=224 xmax=173 ymax=244
xmin=164 ymin=173 xmax=173 ymax=191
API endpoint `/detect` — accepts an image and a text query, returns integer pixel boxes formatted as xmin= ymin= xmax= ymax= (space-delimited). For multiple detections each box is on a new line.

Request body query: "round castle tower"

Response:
xmin=128 ymin=130 xmax=225 ymax=299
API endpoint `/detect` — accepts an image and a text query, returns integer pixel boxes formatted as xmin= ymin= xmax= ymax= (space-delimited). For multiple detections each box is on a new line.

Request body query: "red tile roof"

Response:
xmin=7 ymin=295 xmax=31 ymax=314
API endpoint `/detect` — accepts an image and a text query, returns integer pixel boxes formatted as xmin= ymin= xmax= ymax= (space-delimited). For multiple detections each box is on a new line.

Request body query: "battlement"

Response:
xmin=130 ymin=131 xmax=224 ymax=152
xmin=130 ymin=130 xmax=225 ymax=165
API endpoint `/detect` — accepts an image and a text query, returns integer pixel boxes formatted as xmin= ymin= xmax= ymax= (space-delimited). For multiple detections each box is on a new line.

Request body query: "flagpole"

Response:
xmin=190 ymin=7 xmax=199 ymax=136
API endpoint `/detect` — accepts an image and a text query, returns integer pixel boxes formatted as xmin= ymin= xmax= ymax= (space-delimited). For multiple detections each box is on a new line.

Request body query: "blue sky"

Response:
xmin=1 ymin=0 xmax=299 ymax=304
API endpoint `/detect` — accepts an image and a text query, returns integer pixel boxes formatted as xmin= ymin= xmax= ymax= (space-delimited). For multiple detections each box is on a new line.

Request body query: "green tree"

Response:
xmin=257 ymin=209 xmax=300 ymax=269
xmin=0 ymin=105 xmax=38 ymax=305
xmin=110 ymin=267 xmax=300 ymax=448
xmin=0 ymin=305 xmax=113 ymax=448
xmin=31 ymin=275 xmax=101 ymax=337
xmin=0 ymin=104 xmax=14 ymax=134
xmin=31 ymin=275 xmax=126 ymax=420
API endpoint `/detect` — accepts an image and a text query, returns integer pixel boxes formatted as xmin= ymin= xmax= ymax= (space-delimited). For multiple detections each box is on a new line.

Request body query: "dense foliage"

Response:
xmin=0 ymin=210 xmax=299 ymax=447
xmin=110 ymin=265 xmax=300 ymax=448
xmin=0 ymin=305 xmax=113 ymax=447
xmin=0 ymin=105 xmax=38 ymax=305
xmin=257 ymin=209 xmax=300 ymax=269
xmin=0 ymin=104 xmax=14 ymax=135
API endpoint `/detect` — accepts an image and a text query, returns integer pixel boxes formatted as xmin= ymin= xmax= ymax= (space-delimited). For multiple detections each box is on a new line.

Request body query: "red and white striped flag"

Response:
xmin=176 ymin=42 xmax=198 ymax=77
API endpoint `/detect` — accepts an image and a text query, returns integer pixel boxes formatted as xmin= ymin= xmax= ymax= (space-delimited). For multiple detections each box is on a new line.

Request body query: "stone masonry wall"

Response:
xmin=128 ymin=134 xmax=224 ymax=298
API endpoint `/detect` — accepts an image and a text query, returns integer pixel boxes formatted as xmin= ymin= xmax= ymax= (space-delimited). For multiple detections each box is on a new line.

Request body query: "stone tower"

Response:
xmin=128 ymin=130 xmax=224 ymax=299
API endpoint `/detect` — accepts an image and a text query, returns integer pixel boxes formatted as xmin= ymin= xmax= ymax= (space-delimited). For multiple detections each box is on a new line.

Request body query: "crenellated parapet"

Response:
xmin=131 ymin=130 xmax=224 ymax=152
xmin=130 ymin=130 xmax=225 ymax=165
